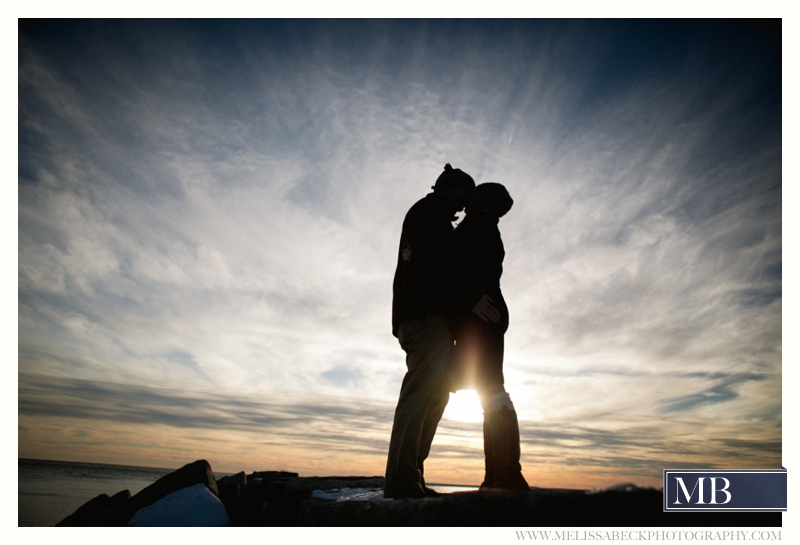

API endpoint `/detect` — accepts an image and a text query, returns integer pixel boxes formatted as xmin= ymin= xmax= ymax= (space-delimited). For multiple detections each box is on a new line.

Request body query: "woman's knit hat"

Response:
xmin=474 ymin=182 xmax=513 ymax=217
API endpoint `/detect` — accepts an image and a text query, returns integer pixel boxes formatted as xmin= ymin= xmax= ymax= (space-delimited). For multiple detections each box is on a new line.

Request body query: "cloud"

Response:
xmin=658 ymin=373 xmax=769 ymax=413
xmin=18 ymin=373 xmax=393 ymax=443
xmin=18 ymin=20 xmax=781 ymax=485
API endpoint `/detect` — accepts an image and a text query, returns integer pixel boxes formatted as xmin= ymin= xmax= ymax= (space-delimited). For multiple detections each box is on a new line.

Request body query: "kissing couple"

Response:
xmin=385 ymin=163 xmax=530 ymax=499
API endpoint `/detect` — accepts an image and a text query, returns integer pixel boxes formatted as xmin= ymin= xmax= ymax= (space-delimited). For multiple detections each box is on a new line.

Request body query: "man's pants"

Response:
xmin=384 ymin=315 xmax=452 ymax=498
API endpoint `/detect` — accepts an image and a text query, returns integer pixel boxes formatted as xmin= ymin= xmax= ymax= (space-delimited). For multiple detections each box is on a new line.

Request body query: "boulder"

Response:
xmin=56 ymin=459 xmax=219 ymax=526
xmin=218 ymin=471 xmax=247 ymax=487
xmin=248 ymin=470 xmax=298 ymax=481
xmin=216 ymin=473 xmax=384 ymax=526
xmin=56 ymin=489 xmax=131 ymax=527
xmin=218 ymin=469 xmax=298 ymax=525
xmin=116 ymin=459 xmax=219 ymax=522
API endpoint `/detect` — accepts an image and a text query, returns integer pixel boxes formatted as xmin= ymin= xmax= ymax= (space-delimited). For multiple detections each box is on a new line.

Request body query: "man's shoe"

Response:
xmin=384 ymin=482 xmax=426 ymax=499
xmin=423 ymin=485 xmax=443 ymax=497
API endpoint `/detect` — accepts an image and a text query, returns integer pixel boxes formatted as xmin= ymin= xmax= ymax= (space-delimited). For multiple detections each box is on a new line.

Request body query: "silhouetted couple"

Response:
xmin=385 ymin=163 xmax=530 ymax=499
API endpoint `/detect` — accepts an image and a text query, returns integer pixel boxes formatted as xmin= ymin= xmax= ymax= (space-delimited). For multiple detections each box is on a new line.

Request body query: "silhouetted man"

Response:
xmin=384 ymin=164 xmax=476 ymax=499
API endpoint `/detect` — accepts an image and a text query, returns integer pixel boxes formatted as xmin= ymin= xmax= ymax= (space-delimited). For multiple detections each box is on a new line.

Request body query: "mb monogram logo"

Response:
xmin=673 ymin=476 xmax=732 ymax=505
xmin=663 ymin=469 xmax=786 ymax=512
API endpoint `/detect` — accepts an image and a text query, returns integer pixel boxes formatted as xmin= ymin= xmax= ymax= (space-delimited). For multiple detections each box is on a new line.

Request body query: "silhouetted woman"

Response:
xmin=450 ymin=182 xmax=530 ymax=492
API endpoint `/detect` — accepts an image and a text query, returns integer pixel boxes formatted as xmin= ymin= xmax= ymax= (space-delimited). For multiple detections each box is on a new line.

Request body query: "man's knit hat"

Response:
xmin=432 ymin=163 xmax=475 ymax=191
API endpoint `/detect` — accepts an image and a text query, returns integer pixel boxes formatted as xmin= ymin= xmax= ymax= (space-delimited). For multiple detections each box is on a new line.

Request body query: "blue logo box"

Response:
xmin=663 ymin=469 xmax=786 ymax=512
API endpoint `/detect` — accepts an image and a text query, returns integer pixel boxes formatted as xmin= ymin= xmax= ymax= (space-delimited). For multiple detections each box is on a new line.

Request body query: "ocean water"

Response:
xmin=18 ymin=458 xmax=478 ymax=527
xmin=19 ymin=458 xmax=180 ymax=527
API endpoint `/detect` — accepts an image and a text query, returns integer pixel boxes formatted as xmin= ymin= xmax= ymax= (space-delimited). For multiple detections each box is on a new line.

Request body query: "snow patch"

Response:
xmin=128 ymin=483 xmax=231 ymax=526
xmin=310 ymin=488 xmax=386 ymax=502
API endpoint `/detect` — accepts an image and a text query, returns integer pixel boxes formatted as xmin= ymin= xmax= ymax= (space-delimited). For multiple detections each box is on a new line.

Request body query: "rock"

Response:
xmin=115 ymin=459 xmax=219 ymax=523
xmin=60 ymin=462 xmax=782 ymax=527
xmin=218 ymin=471 xmax=247 ymax=487
xmin=217 ymin=470 xmax=248 ymax=522
xmin=219 ymin=470 xmax=298 ymax=526
xmin=56 ymin=459 xmax=219 ymax=526
xmin=282 ymin=476 xmax=385 ymax=522
xmin=56 ymin=489 xmax=131 ymax=527
xmin=286 ymin=476 xmax=385 ymax=492
xmin=248 ymin=470 xmax=298 ymax=481
xmin=296 ymin=488 xmax=783 ymax=527
xmin=216 ymin=473 xmax=384 ymax=526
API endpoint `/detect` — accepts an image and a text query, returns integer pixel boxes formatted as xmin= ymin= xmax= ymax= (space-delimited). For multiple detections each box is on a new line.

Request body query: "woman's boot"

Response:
xmin=479 ymin=416 xmax=495 ymax=490
xmin=486 ymin=405 xmax=530 ymax=493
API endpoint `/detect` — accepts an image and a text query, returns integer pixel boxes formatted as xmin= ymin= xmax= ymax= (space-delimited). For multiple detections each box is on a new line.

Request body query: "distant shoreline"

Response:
xmin=17 ymin=457 xmax=472 ymax=488
xmin=19 ymin=457 xmax=177 ymax=473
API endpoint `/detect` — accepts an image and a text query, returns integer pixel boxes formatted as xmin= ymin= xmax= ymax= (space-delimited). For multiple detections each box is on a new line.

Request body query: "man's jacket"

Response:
xmin=391 ymin=193 xmax=458 ymax=337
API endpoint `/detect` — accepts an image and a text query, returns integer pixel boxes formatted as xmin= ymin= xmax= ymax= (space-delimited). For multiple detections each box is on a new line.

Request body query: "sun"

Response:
xmin=443 ymin=390 xmax=484 ymax=423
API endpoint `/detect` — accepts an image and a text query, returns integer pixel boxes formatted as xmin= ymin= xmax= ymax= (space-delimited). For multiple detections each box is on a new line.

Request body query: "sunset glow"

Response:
xmin=18 ymin=19 xmax=781 ymax=489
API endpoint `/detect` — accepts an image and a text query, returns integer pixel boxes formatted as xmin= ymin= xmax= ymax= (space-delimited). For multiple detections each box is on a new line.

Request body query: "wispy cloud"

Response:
xmin=18 ymin=20 xmax=780 ymax=487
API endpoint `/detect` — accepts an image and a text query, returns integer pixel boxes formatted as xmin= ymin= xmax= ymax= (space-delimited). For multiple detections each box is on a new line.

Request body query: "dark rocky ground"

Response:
xmin=297 ymin=487 xmax=781 ymax=527
xmin=56 ymin=460 xmax=782 ymax=527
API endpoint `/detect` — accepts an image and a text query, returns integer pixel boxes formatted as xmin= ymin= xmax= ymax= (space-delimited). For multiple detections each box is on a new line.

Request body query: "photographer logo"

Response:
xmin=663 ymin=469 xmax=786 ymax=512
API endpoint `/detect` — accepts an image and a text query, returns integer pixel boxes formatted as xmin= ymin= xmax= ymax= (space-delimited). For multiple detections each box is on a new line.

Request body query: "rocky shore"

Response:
xmin=56 ymin=460 xmax=782 ymax=527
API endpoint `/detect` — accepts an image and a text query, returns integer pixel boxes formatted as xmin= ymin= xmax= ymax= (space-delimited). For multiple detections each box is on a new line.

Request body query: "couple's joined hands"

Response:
xmin=471 ymin=294 xmax=500 ymax=323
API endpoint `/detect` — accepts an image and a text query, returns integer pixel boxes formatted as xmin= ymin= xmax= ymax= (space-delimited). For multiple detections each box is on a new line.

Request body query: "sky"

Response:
xmin=17 ymin=19 xmax=782 ymax=489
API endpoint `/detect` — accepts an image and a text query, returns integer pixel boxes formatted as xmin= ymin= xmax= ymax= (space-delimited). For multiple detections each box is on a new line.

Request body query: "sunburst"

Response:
xmin=443 ymin=390 xmax=484 ymax=423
